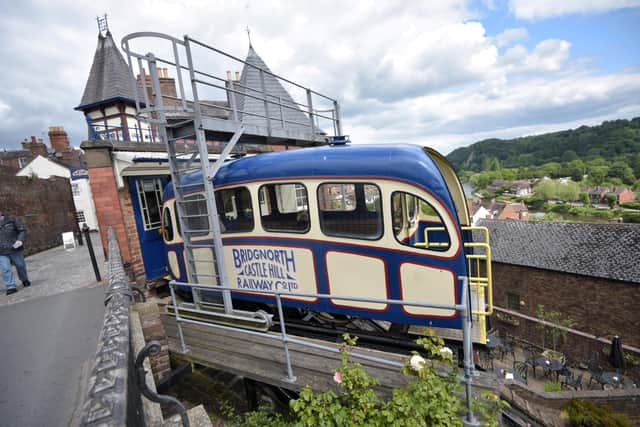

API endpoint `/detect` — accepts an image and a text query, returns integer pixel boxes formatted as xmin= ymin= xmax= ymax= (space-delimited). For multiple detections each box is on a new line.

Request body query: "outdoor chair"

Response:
xmin=524 ymin=345 xmax=541 ymax=378
xmin=560 ymin=368 xmax=583 ymax=390
xmin=500 ymin=335 xmax=516 ymax=361
xmin=588 ymin=366 xmax=604 ymax=389
xmin=480 ymin=350 xmax=495 ymax=371
xmin=513 ymin=361 xmax=528 ymax=385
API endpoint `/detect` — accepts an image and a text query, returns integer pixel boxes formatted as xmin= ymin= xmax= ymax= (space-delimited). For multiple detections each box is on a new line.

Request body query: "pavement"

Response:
xmin=0 ymin=233 xmax=107 ymax=427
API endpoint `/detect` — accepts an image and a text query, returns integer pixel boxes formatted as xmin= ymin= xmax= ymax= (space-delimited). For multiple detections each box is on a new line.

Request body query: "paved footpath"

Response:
xmin=0 ymin=234 xmax=107 ymax=427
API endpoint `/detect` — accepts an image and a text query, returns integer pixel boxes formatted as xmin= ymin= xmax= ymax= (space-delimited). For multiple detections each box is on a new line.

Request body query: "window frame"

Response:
xmin=215 ymin=186 xmax=255 ymax=234
xmin=390 ymin=190 xmax=452 ymax=252
xmin=258 ymin=182 xmax=310 ymax=234
xmin=317 ymin=182 xmax=383 ymax=241
xmin=135 ymin=178 xmax=163 ymax=231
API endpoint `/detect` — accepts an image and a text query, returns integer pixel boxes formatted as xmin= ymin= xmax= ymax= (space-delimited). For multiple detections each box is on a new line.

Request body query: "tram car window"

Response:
xmin=391 ymin=191 xmax=450 ymax=251
xmin=318 ymin=182 xmax=382 ymax=240
xmin=162 ymin=205 xmax=174 ymax=241
xmin=259 ymin=183 xmax=310 ymax=233
xmin=181 ymin=194 xmax=209 ymax=237
xmin=215 ymin=187 xmax=254 ymax=233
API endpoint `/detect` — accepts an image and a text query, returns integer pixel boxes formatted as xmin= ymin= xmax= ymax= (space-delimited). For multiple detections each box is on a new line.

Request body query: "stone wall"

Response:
xmin=501 ymin=383 xmax=640 ymax=426
xmin=136 ymin=301 xmax=171 ymax=384
xmin=0 ymin=175 xmax=77 ymax=254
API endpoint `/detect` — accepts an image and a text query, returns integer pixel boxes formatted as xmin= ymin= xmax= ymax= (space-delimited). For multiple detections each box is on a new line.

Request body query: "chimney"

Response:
xmin=226 ymin=70 xmax=232 ymax=80
xmin=48 ymin=126 xmax=70 ymax=153
xmin=22 ymin=135 xmax=48 ymax=158
xmin=235 ymin=71 xmax=240 ymax=81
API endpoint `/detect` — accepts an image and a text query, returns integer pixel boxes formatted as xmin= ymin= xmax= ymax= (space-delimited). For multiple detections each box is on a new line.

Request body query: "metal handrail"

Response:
xmin=168 ymin=276 xmax=478 ymax=425
xmin=417 ymin=225 xmax=493 ymax=317
xmin=121 ymin=31 xmax=342 ymax=138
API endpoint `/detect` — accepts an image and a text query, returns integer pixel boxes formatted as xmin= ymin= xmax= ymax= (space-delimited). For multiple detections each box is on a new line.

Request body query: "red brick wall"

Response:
xmin=490 ymin=262 xmax=640 ymax=373
xmin=88 ymin=166 xmax=131 ymax=263
xmin=619 ymin=190 xmax=636 ymax=204
xmin=0 ymin=175 xmax=77 ymax=254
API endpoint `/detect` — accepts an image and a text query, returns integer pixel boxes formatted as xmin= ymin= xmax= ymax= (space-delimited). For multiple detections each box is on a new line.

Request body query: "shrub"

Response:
xmin=233 ymin=333 xmax=505 ymax=426
xmin=562 ymin=399 xmax=632 ymax=427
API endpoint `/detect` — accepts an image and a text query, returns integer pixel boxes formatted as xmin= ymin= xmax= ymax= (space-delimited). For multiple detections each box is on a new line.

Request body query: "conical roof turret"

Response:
xmin=76 ymin=31 xmax=137 ymax=111
xmin=236 ymin=45 xmax=311 ymax=132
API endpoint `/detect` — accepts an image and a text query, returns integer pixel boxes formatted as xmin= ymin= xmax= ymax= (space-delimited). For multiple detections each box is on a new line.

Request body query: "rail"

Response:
xmin=168 ymin=276 xmax=481 ymax=425
xmin=79 ymin=227 xmax=189 ymax=426
xmin=417 ymin=225 xmax=493 ymax=318
xmin=121 ymin=32 xmax=342 ymax=140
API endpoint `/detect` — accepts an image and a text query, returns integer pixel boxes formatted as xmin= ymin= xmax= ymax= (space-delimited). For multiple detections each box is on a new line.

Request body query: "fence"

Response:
xmin=79 ymin=227 xmax=142 ymax=426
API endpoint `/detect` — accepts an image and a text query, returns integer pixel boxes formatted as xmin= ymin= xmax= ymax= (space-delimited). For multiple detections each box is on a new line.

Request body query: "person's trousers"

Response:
xmin=0 ymin=251 xmax=29 ymax=290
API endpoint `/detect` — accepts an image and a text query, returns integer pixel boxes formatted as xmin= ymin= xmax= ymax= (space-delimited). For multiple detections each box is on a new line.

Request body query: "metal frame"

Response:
xmin=168 ymin=276 xmax=480 ymax=425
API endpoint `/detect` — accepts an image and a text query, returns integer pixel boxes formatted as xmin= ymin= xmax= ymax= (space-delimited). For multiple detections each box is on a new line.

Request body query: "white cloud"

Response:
xmin=494 ymin=27 xmax=528 ymax=47
xmin=509 ymin=0 xmax=640 ymax=20
xmin=0 ymin=0 xmax=638 ymax=156
xmin=501 ymin=39 xmax=572 ymax=73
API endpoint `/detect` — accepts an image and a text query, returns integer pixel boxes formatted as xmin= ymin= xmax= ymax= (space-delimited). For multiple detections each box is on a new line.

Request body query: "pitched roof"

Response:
xmin=235 ymin=46 xmax=312 ymax=133
xmin=0 ymin=150 xmax=30 ymax=160
xmin=478 ymin=219 xmax=640 ymax=284
xmin=76 ymin=31 xmax=137 ymax=111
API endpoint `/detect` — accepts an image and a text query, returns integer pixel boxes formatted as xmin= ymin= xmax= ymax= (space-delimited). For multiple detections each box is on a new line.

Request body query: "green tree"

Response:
xmin=567 ymin=159 xmax=585 ymax=182
xmin=482 ymin=156 xmax=501 ymax=171
xmin=557 ymin=181 xmax=580 ymax=202
xmin=535 ymin=179 xmax=557 ymax=199
xmin=589 ymin=166 xmax=609 ymax=185
xmin=606 ymin=193 xmax=618 ymax=208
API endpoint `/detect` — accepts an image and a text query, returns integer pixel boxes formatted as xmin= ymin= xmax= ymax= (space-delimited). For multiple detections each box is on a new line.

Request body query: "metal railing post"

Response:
xmin=275 ymin=293 xmax=296 ymax=383
xmin=306 ymin=89 xmax=315 ymax=137
xmin=334 ymin=99 xmax=342 ymax=136
xmin=460 ymin=276 xmax=479 ymax=426
xmin=169 ymin=283 xmax=188 ymax=353
xmin=259 ymin=69 xmax=271 ymax=135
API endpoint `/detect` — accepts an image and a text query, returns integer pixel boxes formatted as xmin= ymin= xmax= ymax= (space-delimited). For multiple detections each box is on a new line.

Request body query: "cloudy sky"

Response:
xmin=1 ymin=0 xmax=639 ymax=154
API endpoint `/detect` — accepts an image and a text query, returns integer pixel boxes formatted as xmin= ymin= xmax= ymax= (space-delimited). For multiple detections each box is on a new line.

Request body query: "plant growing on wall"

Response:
xmin=535 ymin=305 xmax=576 ymax=352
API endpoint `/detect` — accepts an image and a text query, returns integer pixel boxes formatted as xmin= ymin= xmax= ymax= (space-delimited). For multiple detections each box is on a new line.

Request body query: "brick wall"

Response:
xmin=0 ymin=175 xmax=77 ymax=254
xmin=135 ymin=302 xmax=171 ymax=384
xmin=88 ymin=166 xmax=131 ymax=262
xmin=490 ymin=262 xmax=640 ymax=377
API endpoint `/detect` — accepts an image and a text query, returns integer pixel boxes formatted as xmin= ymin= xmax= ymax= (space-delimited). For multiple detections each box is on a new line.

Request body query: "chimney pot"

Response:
xmin=235 ymin=71 xmax=240 ymax=81
xmin=31 ymin=136 xmax=36 ymax=144
xmin=226 ymin=70 xmax=232 ymax=80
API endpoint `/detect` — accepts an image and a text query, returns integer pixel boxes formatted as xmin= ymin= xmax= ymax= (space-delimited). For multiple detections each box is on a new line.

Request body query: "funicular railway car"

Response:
xmin=161 ymin=143 xmax=492 ymax=345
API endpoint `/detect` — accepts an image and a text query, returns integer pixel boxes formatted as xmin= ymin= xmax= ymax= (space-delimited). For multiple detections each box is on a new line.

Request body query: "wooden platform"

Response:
xmin=162 ymin=314 xmax=498 ymax=395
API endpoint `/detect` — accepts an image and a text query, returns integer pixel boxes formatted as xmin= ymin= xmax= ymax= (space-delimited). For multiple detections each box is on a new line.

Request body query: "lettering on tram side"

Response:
xmin=231 ymin=247 xmax=300 ymax=293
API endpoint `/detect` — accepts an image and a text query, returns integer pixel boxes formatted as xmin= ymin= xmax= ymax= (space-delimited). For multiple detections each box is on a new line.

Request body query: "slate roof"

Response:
xmin=0 ymin=150 xmax=30 ymax=160
xmin=77 ymin=31 xmax=137 ymax=111
xmin=235 ymin=46 xmax=312 ymax=132
xmin=478 ymin=219 xmax=640 ymax=284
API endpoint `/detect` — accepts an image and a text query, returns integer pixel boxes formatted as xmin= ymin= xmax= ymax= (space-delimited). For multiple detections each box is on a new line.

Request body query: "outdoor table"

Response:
xmin=536 ymin=357 xmax=564 ymax=380
xmin=599 ymin=372 xmax=634 ymax=389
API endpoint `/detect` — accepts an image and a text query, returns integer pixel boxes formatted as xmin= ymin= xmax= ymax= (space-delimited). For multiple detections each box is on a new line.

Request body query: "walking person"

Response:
xmin=0 ymin=210 xmax=30 ymax=295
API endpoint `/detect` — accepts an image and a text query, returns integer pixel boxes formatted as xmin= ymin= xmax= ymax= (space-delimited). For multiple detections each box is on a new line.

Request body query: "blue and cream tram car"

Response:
xmin=161 ymin=143 xmax=492 ymax=344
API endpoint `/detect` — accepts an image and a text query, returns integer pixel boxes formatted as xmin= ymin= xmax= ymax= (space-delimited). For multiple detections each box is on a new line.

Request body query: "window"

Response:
xmin=71 ymin=183 xmax=81 ymax=197
xmin=215 ymin=187 xmax=254 ymax=233
xmin=162 ymin=206 xmax=174 ymax=242
xmin=75 ymin=211 xmax=86 ymax=224
xmin=18 ymin=157 xmax=28 ymax=168
xmin=506 ymin=292 xmax=521 ymax=311
xmin=391 ymin=191 xmax=450 ymax=251
xmin=318 ymin=183 xmax=382 ymax=240
xmin=259 ymin=183 xmax=309 ymax=233
xmin=136 ymin=178 xmax=163 ymax=230
xmin=181 ymin=194 xmax=209 ymax=237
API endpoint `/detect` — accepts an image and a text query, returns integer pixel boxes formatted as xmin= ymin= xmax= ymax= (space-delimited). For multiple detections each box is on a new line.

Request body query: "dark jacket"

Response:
xmin=0 ymin=216 xmax=27 ymax=255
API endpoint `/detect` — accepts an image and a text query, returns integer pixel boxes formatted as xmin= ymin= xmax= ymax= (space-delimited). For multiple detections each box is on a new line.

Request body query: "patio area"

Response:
xmin=477 ymin=332 xmax=638 ymax=393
